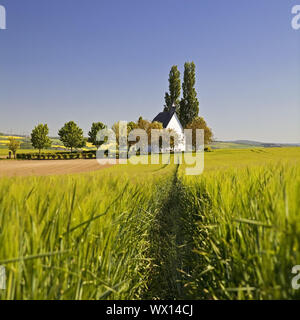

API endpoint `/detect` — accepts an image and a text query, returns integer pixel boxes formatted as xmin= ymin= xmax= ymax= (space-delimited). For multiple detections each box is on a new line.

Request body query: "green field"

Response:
xmin=211 ymin=141 xmax=259 ymax=149
xmin=0 ymin=147 xmax=299 ymax=300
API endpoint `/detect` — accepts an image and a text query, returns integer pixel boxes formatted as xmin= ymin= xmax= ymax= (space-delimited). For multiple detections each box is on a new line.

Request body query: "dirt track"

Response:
xmin=0 ymin=160 xmax=112 ymax=177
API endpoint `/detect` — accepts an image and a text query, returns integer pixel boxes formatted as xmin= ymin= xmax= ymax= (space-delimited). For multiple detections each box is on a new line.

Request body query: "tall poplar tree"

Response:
xmin=179 ymin=62 xmax=199 ymax=127
xmin=164 ymin=65 xmax=181 ymax=113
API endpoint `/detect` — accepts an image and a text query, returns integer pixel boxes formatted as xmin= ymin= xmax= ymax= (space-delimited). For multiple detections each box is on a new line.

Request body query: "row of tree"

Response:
xmin=27 ymin=117 xmax=178 ymax=155
xmin=164 ymin=62 xmax=199 ymax=127
xmin=29 ymin=121 xmax=105 ymax=154
xmin=7 ymin=122 xmax=105 ymax=158
xmin=164 ymin=62 xmax=213 ymax=144
xmin=7 ymin=62 xmax=212 ymax=157
xmin=8 ymin=114 xmax=212 ymax=158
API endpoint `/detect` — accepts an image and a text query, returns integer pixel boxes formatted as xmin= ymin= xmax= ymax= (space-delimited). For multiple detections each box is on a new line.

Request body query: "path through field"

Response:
xmin=141 ymin=165 xmax=197 ymax=299
xmin=0 ymin=160 xmax=111 ymax=177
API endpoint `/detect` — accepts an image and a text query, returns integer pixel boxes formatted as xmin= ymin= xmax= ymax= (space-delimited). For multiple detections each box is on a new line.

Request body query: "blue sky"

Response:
xmin=0 ymin=0 xmax=299 ymax=142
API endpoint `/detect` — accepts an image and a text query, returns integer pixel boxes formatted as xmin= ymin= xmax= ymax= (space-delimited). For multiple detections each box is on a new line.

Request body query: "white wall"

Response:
xmin=166 ymin=114 xmax=185 ymax=152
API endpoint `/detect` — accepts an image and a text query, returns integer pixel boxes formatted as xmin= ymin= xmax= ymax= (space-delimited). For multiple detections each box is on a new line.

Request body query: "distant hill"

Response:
xmin=212 ymin=140 xmax=300 ymax=149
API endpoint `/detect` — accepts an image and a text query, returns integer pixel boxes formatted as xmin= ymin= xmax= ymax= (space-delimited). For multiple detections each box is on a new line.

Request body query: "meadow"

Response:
xmin=0 ymin=147 xmax=299 ymax=300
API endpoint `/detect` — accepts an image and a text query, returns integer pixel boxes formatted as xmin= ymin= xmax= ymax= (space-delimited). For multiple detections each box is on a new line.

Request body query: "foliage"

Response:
xmin=112 ymin=121 xmax=136 ymax=151
xmin=113 ymin=119 xmax=166 ymax=152
xmin=31 ymin=124 xmax=52 ymax=154
xmin=137 ymin=117 xmax=151 ymax=132
xmin=16 ymin=150 xmax=99 ymax=160
xmin=167 ymin=128 xmax=180 ymax=152
xmin=164 ymin=65 xmax=181 ymax=113
xmin=204 ymin=146 xmax=212 ymax=152
xmin=127 ymin=121 xmax=139 ymax=151
xmin=58 ymin=121 xmax=86 ymax=152
xmin=88 ymin=122 xmax=107 ymax=148
xmin=179 ymin=62 xmax=199 ymax=127
xmin=186 ymin=116 xmax=213 ymax=147
xmin=7 ymin=137 xmax=21 ymax=159
xmin=147 ymin=121 xmax=163 ymax=147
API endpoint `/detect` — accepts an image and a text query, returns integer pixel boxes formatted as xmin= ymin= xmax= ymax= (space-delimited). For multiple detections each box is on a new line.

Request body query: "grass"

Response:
xmin=202 ymin=147 xmax=300 ymax=171
xmin=0 ymin=147 xmax=299 ymax=300
xmin=179 ymin=163 xmax=300 ymax=299
xmin=0 ymin=162 xmax=175 ymax=299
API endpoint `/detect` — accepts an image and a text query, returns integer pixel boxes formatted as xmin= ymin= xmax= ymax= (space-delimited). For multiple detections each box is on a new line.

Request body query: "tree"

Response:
xmin=7 ymin=137 xmax=20 ymax=159
xmin=127 ymin=121 xmax=138 ymax=133
xmin=167 ymin=128 xmax=180 ymax=152
xmin=58 ymin=121 xmax=85 ymax=152
xmin=186 ymin=116 xmax=213 ymax=148
xmin=127 ymin=121 xmax=139 ymax=151
xmin=112 ymin=121 xmax=140 ymax=152
xmin=147 ymin=121 xmax=163 ymax=147
xmin=136 ymin=118 xmax=164 ymax=146
xmin=137 ymin=117 xmax=151 ymax=132
xmin=164 ymin=66 xmax=181 ymax=113
xmin=88 ymin=122 xmax=106 ymax=148
xmin=112 ymin=121 xmax=123 ymax=147
xmin=31 ymin=124 xmax=52 ymax=154
xmin=179 ymin=62 xmax=199 ymax=128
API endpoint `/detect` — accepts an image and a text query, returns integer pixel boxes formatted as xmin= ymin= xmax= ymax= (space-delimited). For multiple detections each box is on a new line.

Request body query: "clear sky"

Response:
xmin=0 ymin=0 xmax=299 ymax=142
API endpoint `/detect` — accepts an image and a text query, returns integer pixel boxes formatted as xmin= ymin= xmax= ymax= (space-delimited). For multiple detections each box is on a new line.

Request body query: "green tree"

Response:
xmin=127 ymin=121 xmax=139 ymax=151
xmin=30 ymin=124 xmax=52 ymax=154
xmin=137 ymin=117 xmax=151 ymax=133
xmin=127 ymin=121 xmax=138 ymax=133
xmin=148 ymin=121 xmax=163 ymax=147
xmin=167 ymin=128 xmax=180 ymax=152
xmin=58 ymin=121 xmax=86 ymax=152
xmin=179 ymin=62 xmax=199 ymax=127
xmin=186 ymin=116 xmax=213 ymax=148
xmin=112 ymin=121 xmax=139 ymax=152
xmin=164 ymin=65 xmax=181 ymax=113
xmin=7 ymin=137 xmax=21 ymax=159
xmin=88 ymin=122 xmax=106 ymax=148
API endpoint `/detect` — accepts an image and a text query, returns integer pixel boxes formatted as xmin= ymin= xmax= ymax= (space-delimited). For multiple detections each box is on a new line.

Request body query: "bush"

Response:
xmin=15 ymin=150 xmax=100 ymax=160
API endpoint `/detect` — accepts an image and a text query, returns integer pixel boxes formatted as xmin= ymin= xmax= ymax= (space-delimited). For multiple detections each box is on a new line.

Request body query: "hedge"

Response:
xmin=16 ymin=151 xmax=101 ymax=160
xmin=16 ymin=148 xmax=212 ymax=160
